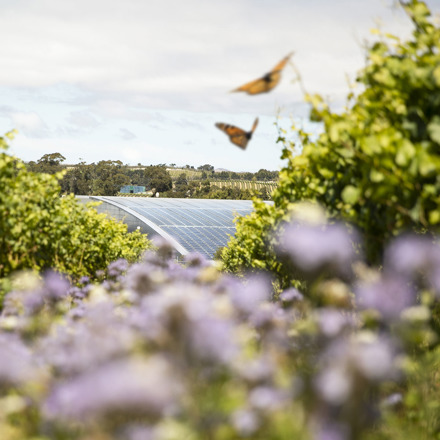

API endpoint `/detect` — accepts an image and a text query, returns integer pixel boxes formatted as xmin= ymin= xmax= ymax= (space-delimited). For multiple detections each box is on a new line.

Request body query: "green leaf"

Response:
xmin=370 ymin=169 xmax=385 ymax=182
xmin=341 ymin=185 xmax=361 ymax=204
xmin=433 ymin=65 xmax=440 ymax=86
xmin=427 ymin=116 xmax=440 ymax=144
xmin=395 ymin=139 xmax=416 ymax=167
xmin=429 ymin=210 xmax=440 ymax=225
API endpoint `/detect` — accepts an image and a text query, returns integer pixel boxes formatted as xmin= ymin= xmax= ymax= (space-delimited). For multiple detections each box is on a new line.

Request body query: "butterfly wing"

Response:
xmin=215 ymin=122 xmax=250 ymax=149
xmin=250 ymin=117 xmax=259 ymax=134
xmin=231 ymin=77 xmax=270 ymax=95
xmin=231 ymin=52 xmax=293 ymax=95
xmin=270 ymin=52 xmax=294 ymax=73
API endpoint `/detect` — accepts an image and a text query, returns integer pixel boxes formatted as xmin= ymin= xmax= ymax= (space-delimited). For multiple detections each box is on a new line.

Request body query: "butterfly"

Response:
xmin=231 ymin=52 xmax=294 ymax=95
xmin=215 ymin=117 xmax=259 ymax=149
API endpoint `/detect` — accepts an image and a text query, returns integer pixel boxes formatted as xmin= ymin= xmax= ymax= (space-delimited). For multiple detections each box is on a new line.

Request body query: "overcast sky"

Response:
xmin=0 ymin=0 xmax=438 ymax=171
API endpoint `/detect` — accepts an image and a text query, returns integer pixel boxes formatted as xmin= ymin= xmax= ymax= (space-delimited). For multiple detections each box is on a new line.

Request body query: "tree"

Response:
xmin=27 ymin=152 xmax=66 ymax=174
xmin=221 ymin=0 xmax=440 ymax=285
xmin=255 ymin=169 xmax=278 ymax=181
xmin=144 ymin=166 xmax=173 ymax=193
xmin=171 ymin=172 xmax=190 ymax=197
xmin=197 ymin=164 xmax=214 ymax=172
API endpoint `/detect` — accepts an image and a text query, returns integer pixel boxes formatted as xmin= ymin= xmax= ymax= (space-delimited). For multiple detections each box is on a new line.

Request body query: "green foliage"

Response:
xmin=221 ymin=0 xmax=440 ymax=284
xmin=143 ymin=165 xmax=173 ymax=193
xmin=27 ymin=152 xmax=66 ymax=175
xmin=0 ymin=133 xmax=150 ymax=283
xmin=365 ymin=347 xmax=440 ymax=440
xmin=60 ymin=159 xmax=131 ymax=196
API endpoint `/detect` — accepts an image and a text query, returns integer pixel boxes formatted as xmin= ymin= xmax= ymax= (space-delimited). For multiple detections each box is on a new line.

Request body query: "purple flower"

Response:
xmin=123 ymin=425 xmax=156 ymax=440
xmin=0 ymin=333 xmax=36 ymax=385
xmin=384 ymin=234 xmax=440 ymax=297
xmin=350 ymin=334 xmax=398 ymax=381
xmin=384 ymin=234 xmax=438 ymax=276
xmin=382 ymin=392 xmax=403 ymax=408
xmin=44 ymin=355 xmax=183 ymax=423
xmin=278 ymin=222 xmax=359 ymax=276
xmin=107 ymin=258 xmax=129 ymax=278
xmin=317 ymin=333 xmax=399 ymax=394
xmin=235 ymin=356 xmax=275 ymax=385
xmin=39 ymin=302 xmax=136 ymax=375
xmin=279 ymin=287 xmax=304 ymax=304
xmin=310 ymin=419 xmax=348 ymax=440
xmin=150 ymin=236 xmax=175 ymax=262
xmin=184 ymin=252 xmax=210 ymax=268
xmin=248 ymin=386 xmax=287 ymax=411
xmin=125 ymin=263 xmax=157 ymax=296
xmin=187 ymin=316 xmax=238 ymax=364
xmin=314 ymin=365 xmax=352 ymax=405
xmin=355 ymin=275 xmax=416 ymax=319
xmin=314 ymin=308 xmax=356 ymax=337
xmin=78 ymin=276 xmax=90 ymax=285
xmin=231 ymin=408 xmax=260 ymax=436
xmin=42 ymin=271 xmax=70 ymax=301
xmin=230 ymin=274 xmax=272 ymax=315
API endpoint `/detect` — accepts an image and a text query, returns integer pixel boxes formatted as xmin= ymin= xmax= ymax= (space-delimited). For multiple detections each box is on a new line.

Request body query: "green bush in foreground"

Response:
xmin=221 ymin=0 xmax=440 ymax=287
xmin=0 ymin=131 xmax=150 ymax=283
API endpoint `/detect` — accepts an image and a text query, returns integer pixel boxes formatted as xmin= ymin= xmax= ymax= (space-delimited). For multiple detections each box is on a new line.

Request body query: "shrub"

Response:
xmin=0 ymin=131 xmax=150 ymax=283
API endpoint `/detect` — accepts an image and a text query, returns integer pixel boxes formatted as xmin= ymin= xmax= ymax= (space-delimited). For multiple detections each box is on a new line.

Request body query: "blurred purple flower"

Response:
xmin=314 ymin=365 xmax=352 ymax=405
xmin=125 ymin=263 xmax=156 ymax=296
xmin=311 ymin=419 xmax=348 ymax=440
xmin=317 ymin=334 xmax=399 ymax=403
xmin=39 ymin=303 xmax=136 ymax=375
xmin=315 ymin=309 xmax=356 ymax=338
xmin=230 ymin=274 xmax=272 ymax=315
xmin=150 ymin=236 xmax=175 ymax=262
xmin=384 ymin=234 xmax=437 ymax=275
xmin=235 ymin=355 xmax=275 ymax=385
xmin=78 ymin=276 xmax=90 ymax=285
xmin=42 ymin=271 xmax=70 ymax=301
xmin=384 ymin=234 xmax=440 ymax=297
xmin=123 ymin=425 xmax=156 ymax=440
xmin=213 ymin=274 xmax=243 ymax=296
xmin=279 ymin=287 xmax=304 ymax=304
xmin=231 ymin=408 xmax=260 ymax=436
xmin=0 ymin=333 xmax=36 ymax=385
xmin=278 ymin=222 xmax=359 ymax=276
xmin=382 ymin=392 xmax=403 ymax=408
xmin=355 ymin=275 xmax=416 ymax=319
xmin=107 ymin=258 xmax=129 ymax=278
xmin=188 ymin=316 xmax=238 ymax=364
xmin=44 ymin=355 xmax=183 ymax=423
xmin=351 ymin=335 xmax=398 ymax=381
xmin=248 ymin=385 xmax=287 ymax=411
xmin=184 ymin=251 xmax=210 ymax=268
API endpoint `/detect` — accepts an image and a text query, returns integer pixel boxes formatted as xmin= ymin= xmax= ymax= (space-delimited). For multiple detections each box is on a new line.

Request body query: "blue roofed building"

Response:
xmin=120 ymin=185 xmax=146 ymax=194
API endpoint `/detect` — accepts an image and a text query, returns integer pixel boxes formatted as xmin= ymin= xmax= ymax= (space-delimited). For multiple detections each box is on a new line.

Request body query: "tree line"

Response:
xmin=26 ymin=154 xmax=278 ymax=199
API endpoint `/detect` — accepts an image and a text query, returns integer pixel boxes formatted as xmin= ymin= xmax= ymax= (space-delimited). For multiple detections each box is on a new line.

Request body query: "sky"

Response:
xmin=0 ymin=0 xmax=438 ymax=172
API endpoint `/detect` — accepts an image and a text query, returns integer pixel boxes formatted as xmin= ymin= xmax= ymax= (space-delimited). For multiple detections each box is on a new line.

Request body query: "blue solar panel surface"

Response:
xmin=101 ymin=197 xmax=261 ymax=259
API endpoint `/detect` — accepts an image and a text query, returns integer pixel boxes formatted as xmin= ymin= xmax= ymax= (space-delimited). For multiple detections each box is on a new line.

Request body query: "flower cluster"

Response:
xmin=0 ymin=221 xmax=439 ymax=439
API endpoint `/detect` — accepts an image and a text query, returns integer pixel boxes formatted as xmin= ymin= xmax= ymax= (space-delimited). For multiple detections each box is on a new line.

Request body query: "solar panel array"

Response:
xmin=100 ymin=197 xmax=261 ymax=259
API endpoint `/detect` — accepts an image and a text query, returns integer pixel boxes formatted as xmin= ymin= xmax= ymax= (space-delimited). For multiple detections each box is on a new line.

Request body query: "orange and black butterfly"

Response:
xmin=215 ymin=117 xmax=259 ymax=149
xmin=231 ymin=52 xmax=294 ymax=95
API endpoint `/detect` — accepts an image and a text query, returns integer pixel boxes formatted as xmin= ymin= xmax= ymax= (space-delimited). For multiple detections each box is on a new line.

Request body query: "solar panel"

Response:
xmin=93 ymin=197 xmax=271 ymax=260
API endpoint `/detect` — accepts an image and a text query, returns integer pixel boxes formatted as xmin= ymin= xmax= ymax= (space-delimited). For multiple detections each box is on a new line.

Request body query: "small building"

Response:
xmin=120 ymin=185 xmax=146 ymax=194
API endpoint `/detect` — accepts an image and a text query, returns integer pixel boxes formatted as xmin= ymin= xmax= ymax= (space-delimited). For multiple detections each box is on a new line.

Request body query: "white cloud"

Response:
xmin=119 ymin=128 xmax=137 ymax=141
xmin=1 ymin=0 xmax=432 ymax=113
xmin=1 ymin=0 xmax=439 ymax=170
xmin=10 ymin=111 xmax=48 ymax=137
